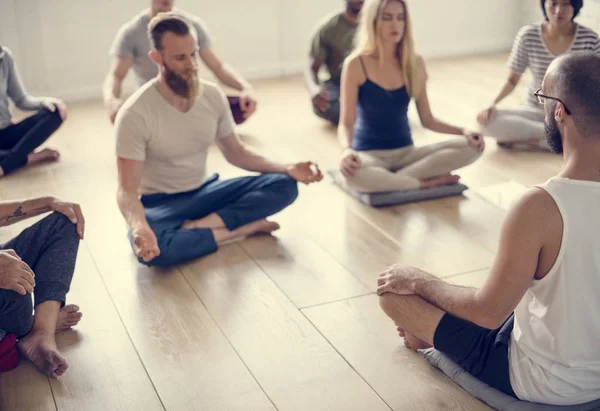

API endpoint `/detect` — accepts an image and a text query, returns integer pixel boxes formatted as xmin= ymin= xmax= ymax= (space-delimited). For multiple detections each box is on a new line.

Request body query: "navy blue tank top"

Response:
xmin=352 ymin=57 xmax=413 ymax=151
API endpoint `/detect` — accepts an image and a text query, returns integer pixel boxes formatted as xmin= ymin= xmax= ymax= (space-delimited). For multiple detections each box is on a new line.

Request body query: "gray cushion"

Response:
xmin=328 ymin=170 xmax=468 ymax=207
xmin=419 ymin=348 xmax=600 ymax=411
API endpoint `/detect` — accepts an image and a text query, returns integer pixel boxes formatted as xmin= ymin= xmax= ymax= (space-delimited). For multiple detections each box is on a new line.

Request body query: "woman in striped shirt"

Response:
xmin=477 ymin=0 xmax=600 ymax=151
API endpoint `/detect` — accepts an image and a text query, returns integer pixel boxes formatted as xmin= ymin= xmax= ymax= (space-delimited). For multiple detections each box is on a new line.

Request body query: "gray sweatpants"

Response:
xmin=481 ymin=106 xmax=549 ymax=149
xmin=0 ymin=213 xmax=80 ymax=338
xmin=344 ymin=139 xmax=481 ymax=193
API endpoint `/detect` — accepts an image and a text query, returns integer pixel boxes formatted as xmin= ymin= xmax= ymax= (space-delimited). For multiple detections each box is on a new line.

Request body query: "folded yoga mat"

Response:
xmin=419 ymin=348 xmax=600 ymax=411
xmin=328 ymin=170 xmax=469 ymax=207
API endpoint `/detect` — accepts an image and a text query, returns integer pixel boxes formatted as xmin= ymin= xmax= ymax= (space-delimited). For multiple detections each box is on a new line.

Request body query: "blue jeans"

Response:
xmin=131 ymin=173 xmax=299 ymax=267
xmin=0 ymin=108 xmax=63 ymax=174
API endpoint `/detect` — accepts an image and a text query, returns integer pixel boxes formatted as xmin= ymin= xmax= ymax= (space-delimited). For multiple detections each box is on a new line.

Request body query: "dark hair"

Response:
xmin=540 ymin=0 xmax=583 ymax=21
xmin=148 ymin=12 xmax=193 ymax=50
xmin=553 ymin=52 xmax=600 ymax=137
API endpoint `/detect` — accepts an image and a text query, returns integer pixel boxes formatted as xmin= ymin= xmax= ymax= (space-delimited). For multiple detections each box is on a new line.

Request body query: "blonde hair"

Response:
xmin=351 ymin=0 xmax=424 ymax=97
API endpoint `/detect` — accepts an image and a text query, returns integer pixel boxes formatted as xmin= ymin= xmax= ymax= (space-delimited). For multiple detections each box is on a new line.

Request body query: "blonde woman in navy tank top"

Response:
xmin=338 ymin=0 xmax=485 ymax=194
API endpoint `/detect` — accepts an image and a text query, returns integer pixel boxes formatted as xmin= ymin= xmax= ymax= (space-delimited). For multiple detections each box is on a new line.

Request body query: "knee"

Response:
xmin=458 ymin=139 xmax=483 ymax=164
xmin=1 ymin=297 xmax=34 ymax=338
xmin=274 ymin=174 xmax=299 ymax=205
xmin=343 ymin=170 xmax=375 ymax=193
xmin=379 ymin=293 xmax=398 ymax=317
xmin=39 ymin=107 xmax=64 ymax=128
xmin=45 ymin=212 xmax=78 ymax=238
xmin=379 ymin=293 xmax=410 ymax=322
xmin=12 ymin=317 xmax=34 ymax=339
xmin=314 ymin=105 xmax=340 ymax=125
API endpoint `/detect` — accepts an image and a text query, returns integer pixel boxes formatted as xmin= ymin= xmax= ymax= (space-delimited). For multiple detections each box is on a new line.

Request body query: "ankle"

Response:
xmin=28 ymin=327 xmax=55 ymax=338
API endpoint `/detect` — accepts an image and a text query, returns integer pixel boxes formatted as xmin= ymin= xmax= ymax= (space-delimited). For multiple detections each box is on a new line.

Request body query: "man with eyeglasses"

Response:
xmin=377 ymin=52 xmax=600 ymax=406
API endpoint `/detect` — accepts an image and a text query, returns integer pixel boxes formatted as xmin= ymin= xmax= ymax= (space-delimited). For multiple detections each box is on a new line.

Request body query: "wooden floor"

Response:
xmin=0 ymin=53 xmax=562 ymax=411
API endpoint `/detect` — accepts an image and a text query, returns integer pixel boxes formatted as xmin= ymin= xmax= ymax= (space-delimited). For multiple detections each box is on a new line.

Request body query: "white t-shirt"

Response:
xmin=115 ymin=79 xmax=235 ymax=195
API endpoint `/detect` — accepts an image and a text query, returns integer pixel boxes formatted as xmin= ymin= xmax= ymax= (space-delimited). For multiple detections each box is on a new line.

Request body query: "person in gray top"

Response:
xmin=305 ymin=0 xmax=363 ymax=125
xmin=104 ymin=0 xmax=258 ymax=125
xmin=0 ymin=46 xmax=67 ymax=178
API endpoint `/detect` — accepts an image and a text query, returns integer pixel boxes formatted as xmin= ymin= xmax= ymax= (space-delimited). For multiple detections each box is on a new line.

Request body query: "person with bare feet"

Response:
xmin=476 ymin=0 xmax=600 ymax=152
xmin=0 ymin=196 xmax=84 ymax=378
xmin=305 ymin=0 xmax=364 ymax=125
xmin=0 ymin=46 xmax=67 ymax=178
xmin=378 ymin=52 xmax=600 ymax=406
xmin=116 ymin=13 xmax=322 ymax=268
xmin=337 ymin=0 xmax=484 ymax=194
xmin=105 ymin=0 xmax=257 ymax=125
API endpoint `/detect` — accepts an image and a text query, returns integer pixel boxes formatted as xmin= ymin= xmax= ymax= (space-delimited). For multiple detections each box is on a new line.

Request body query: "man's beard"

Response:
xmin=346 ymin=1 xmax=362 ymax=16
xmin=164 ymin=63 xmax=199 ymax=100
xmin=544 ymin=114 xmax=564 ymax=154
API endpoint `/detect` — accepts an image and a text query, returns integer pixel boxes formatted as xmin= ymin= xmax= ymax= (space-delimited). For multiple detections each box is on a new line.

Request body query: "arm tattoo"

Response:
xmin=5 ymin=206 xmax=26 ymax=223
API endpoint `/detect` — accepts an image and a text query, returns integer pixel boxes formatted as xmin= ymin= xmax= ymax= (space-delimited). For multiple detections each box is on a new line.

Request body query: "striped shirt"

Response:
xmin=508 ymin=23 xmax=600 ymax=107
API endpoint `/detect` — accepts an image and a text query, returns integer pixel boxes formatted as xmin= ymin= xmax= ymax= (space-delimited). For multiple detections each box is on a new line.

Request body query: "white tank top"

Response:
xmin=509 ymin=177 xmax=600 ymax=405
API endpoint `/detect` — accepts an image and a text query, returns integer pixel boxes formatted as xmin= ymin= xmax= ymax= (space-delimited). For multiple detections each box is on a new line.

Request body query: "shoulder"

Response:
xmin=117 ymin=11 xmax=147 ymax=38
xmin=506 ymin=187 xmax=560 ymax=233
xmin=342 ymin=53 xmax=364 ymax=74
xmin=0 ymin=46 xmax=14 ymax=63
xmin=198 ymin=80 xmax=228 ymax=106
xmin=576 ymin=24 xmax=600 ymax=41
xmin=176 ymin=9 xmax=209 ymax=31
xmin=119 ymin=82 xmax=157 ymax=121
xmin=515 ymin=24 xmax=540 ymax=42
xmin=315 ymin=12 xmax=343 ymax=35
xmin=0 ymin=46 xmax=13 ymax=57
xmin=200 ymin=80 xmax=224 ymax=96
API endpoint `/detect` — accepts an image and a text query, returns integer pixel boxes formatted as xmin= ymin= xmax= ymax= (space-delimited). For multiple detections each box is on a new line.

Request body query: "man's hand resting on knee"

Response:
xmin=132 ymin=226 xmax=160 ymax=263
xmin=0 ymin=250 xmax=35 ymax=295
xmin=377 ymin=265 xmax=437 ymax=296
xmin=286 ymin=162 xmax=323 ymax=184
xmin=49 ymin=198 xmax=85 ymax=239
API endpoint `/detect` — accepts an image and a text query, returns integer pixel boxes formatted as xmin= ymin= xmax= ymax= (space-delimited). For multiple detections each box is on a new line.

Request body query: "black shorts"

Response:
xmin=433 ymin=312 xmax=518 ymax=398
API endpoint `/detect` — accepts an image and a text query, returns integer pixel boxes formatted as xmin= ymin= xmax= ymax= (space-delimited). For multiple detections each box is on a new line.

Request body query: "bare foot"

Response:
xmin=420 ymin=174 xmax=460 ymax=189
xmin=56 ymin=304 xmax=82 ymax=332
xmin=213 ymin=219 xmax=281 ymax=245
xmin=17 ymin=331 xmax=68 ymax=378
xmin=243 ymin=219 xmax=280 ymax=236
xmin=497 ymin=141 xmax=515 ymax=149
xmin=28 ymin=148 xmax=60 ymax=165
xmin=498 ymin=140 xmax=549 ymax=152
xmin=397 ymin=327 xmax=432 ymax=351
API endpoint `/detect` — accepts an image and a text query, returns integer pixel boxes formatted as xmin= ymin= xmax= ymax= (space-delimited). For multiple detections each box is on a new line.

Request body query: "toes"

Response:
xmin=68 ymin=312 xmax=83 ymax=321
xmin=63 ymin=304 xmax=80 ymax=313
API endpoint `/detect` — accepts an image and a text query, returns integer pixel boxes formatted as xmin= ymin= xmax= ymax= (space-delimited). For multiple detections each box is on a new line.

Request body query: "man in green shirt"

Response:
xmin=305 ymin=1 xmax=363 ymax=125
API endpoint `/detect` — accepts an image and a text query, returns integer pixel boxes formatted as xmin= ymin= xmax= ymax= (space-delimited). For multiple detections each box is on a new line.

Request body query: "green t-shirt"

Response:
xmin=310 ymin=12 xmax=358 ymax=86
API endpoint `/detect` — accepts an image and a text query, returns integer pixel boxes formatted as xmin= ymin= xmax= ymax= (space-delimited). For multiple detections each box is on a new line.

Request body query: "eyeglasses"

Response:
xmin=533 ymin=88 xmax=572 ymax=115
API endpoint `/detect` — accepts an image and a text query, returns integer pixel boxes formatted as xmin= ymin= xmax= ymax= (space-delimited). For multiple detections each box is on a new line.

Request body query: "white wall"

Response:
xmin=522 ymin=0 xmax=600 ymax=30
xmin=0 ymin=0 xmax=521 ymax=101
